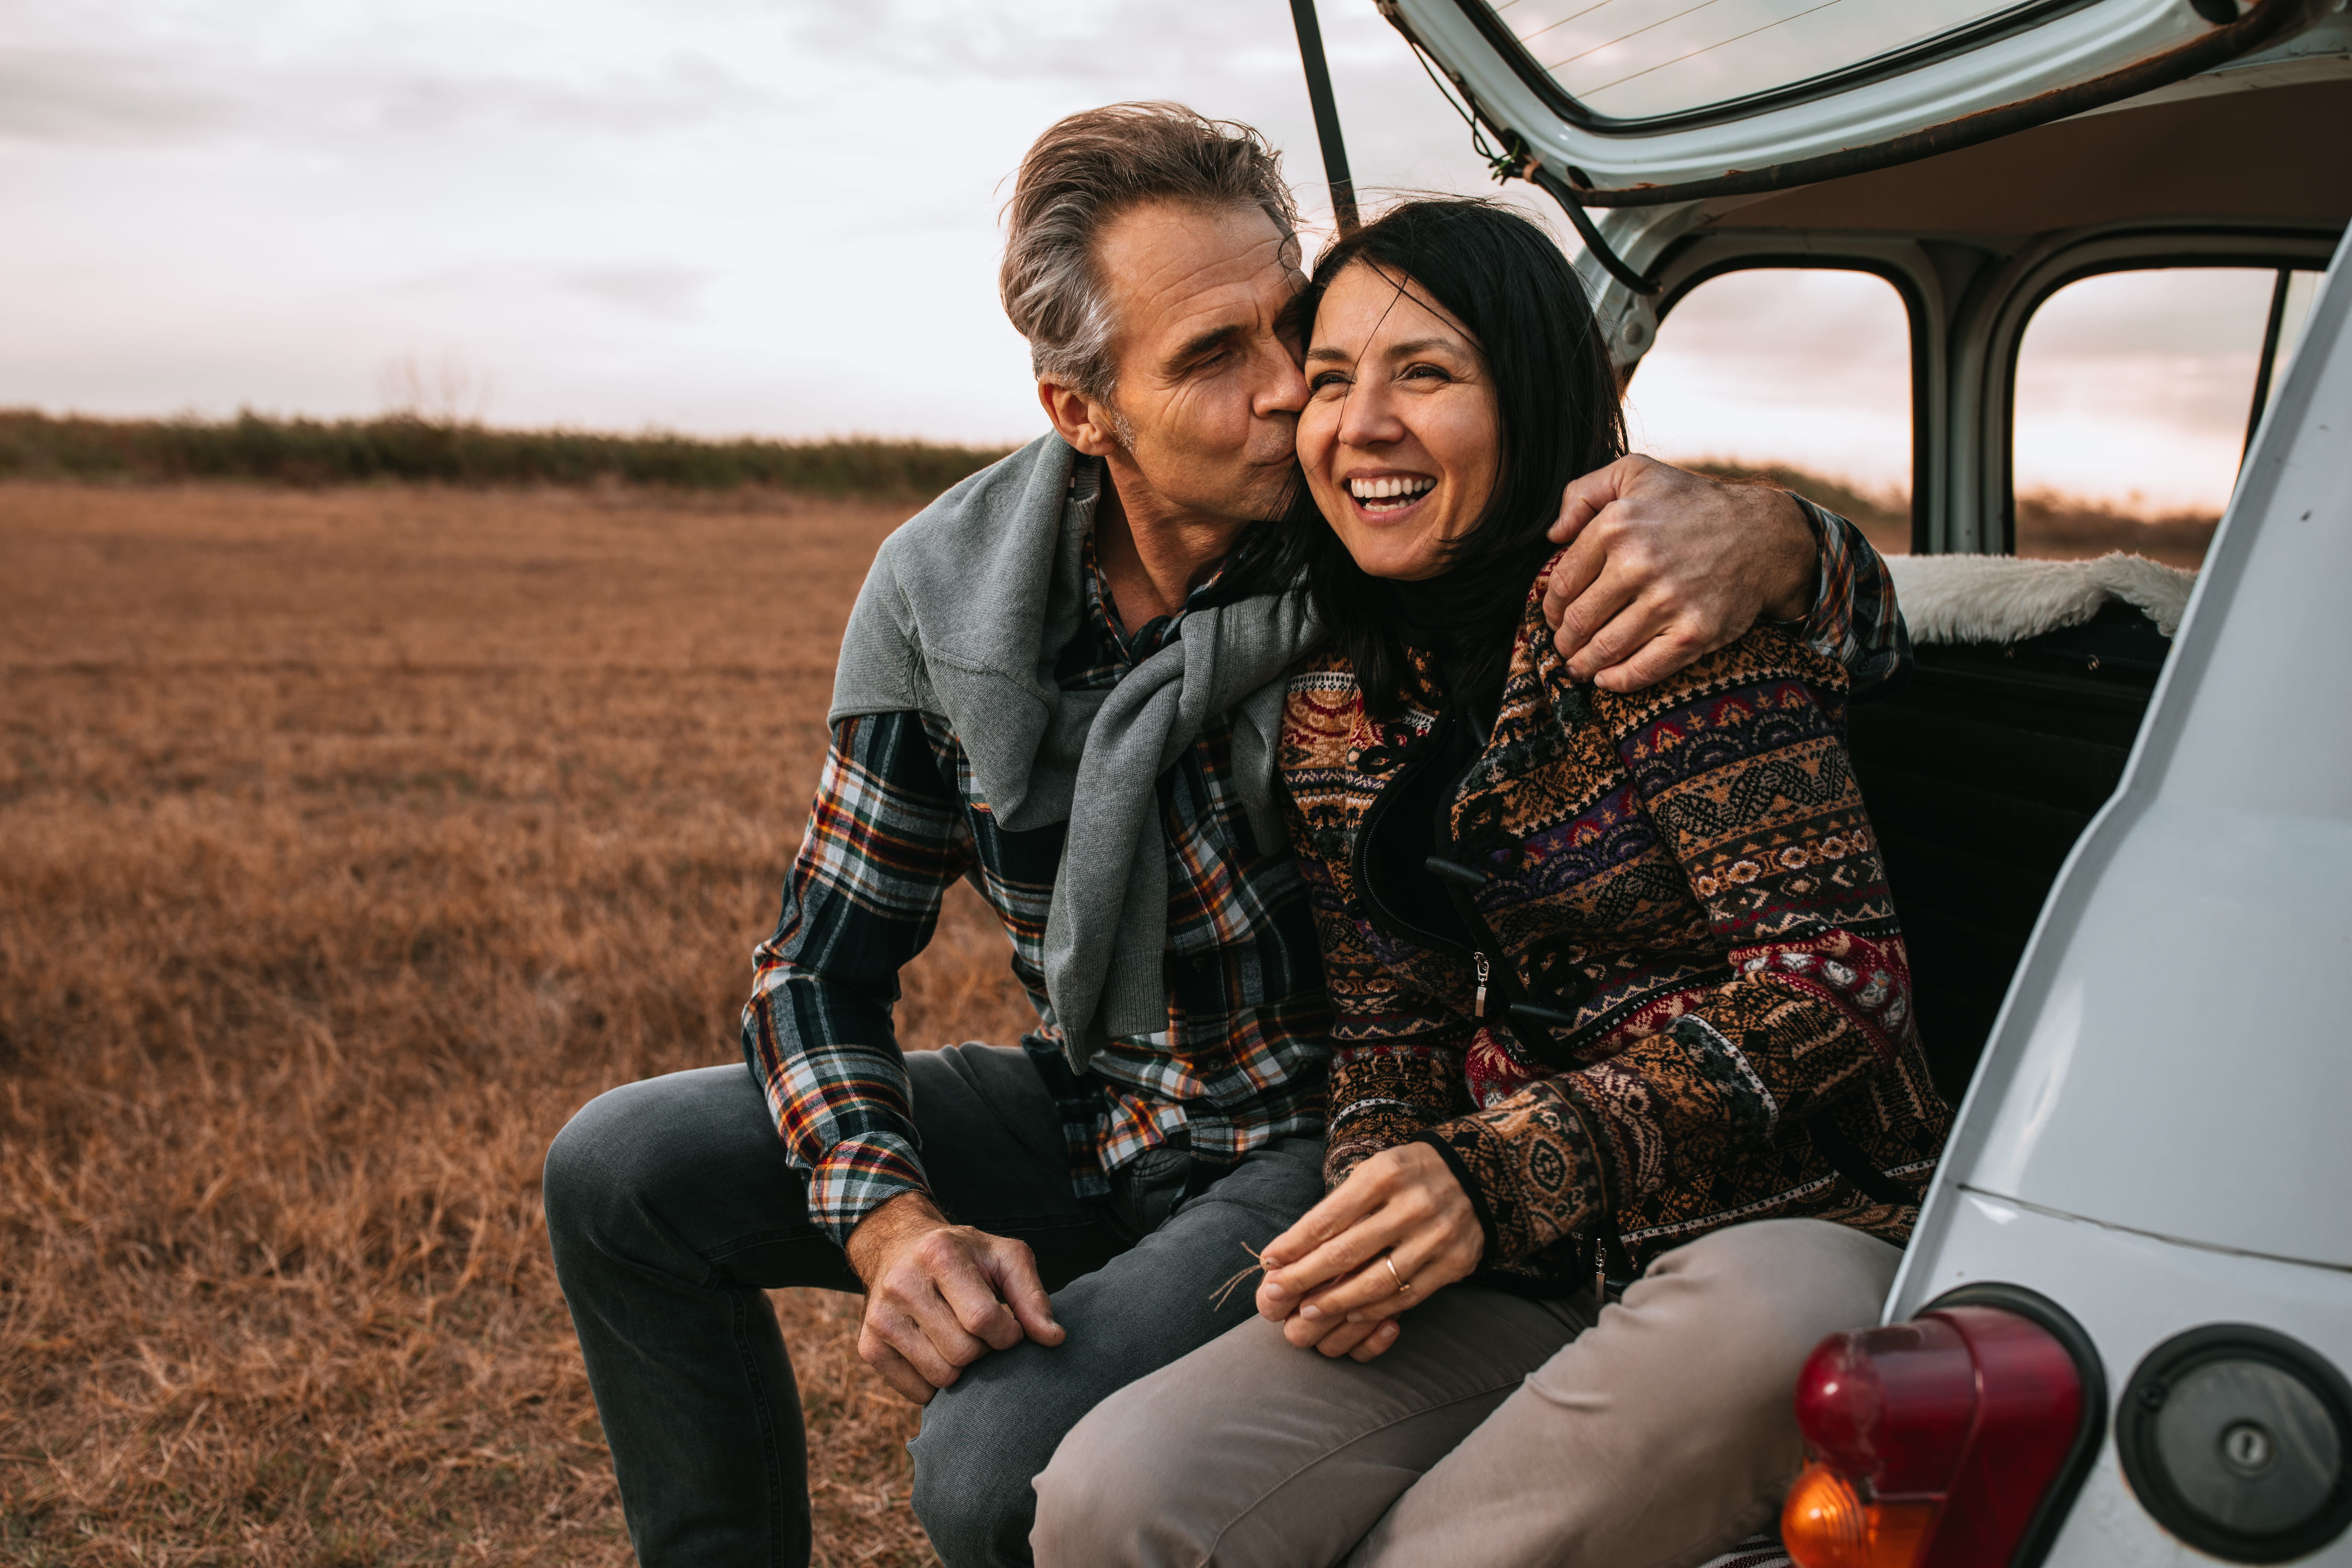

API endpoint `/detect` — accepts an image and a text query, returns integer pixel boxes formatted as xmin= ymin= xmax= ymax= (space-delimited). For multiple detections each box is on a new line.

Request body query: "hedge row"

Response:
xmin=0 ymin=409 xmax=1015 ymax=497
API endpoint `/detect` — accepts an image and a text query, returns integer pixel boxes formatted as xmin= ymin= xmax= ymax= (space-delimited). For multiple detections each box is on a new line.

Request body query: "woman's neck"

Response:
xmin=1384 ymin=570 xmax=1512 ymax=734
xmin=1384 ymin=570 xmax=1493 ymax=640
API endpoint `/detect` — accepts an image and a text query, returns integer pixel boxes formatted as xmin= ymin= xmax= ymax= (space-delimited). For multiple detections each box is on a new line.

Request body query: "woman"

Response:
xmin=1030 ymin=200 xmax=1949 ymax=1567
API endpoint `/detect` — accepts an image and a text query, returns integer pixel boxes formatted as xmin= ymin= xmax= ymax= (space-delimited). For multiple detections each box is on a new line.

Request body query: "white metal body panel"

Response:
xmin=1390 ymin=0 xmax=2224 ymax=192
xmin=1894 ymin=221 xmax=2352 ymax=1284
xmin=1884 ymin=214 xmax=2352 ymax=1562
xmin=1955 ymin=799 xmax=2352 ymax=1270
xmin=1898 ymin=1194 xmax=2352 ymax=1566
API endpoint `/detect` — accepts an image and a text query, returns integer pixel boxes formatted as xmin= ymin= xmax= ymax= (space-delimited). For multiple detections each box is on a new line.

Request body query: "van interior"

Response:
xmin=1350 ymin=0 xmax=2352 ymax=1102
xmin=1618 ymin=67 xmax=2351 ymax=1101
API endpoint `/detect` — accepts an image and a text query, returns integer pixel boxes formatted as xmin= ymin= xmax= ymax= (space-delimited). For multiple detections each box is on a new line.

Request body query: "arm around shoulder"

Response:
xmin=1784 ymin=496 xmax=1911 ymax=697
xmin=1539 ymin=457 xmax=1875 ymax=694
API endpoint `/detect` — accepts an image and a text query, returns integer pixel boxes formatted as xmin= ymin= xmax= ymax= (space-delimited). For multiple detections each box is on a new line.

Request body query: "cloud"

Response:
xmin=359 ymin=56 xmax=760 ymax=138
xmin=385 ymin=262 xmax=715 ymax=326
xmin=792 ymin=0 xmax=1287 ymax=85
xmin=561 ymin=265 xmax=713 ymax=321
xmin=0 ymin=47 xmax=245 ymax=143
xmin=0 ymin=14 xmax=762 ymax=149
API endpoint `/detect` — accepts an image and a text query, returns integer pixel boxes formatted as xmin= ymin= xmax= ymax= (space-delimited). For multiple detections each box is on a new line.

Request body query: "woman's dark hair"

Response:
xmin=1266 ymin=198 xmax=1626 ymax=719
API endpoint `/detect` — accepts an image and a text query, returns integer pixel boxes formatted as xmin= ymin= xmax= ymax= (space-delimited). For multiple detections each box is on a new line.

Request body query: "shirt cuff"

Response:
xmin=1416 ymin=1080 xmax=1608 ymax=1271
xmin=1771 ymin=495 xmax=1838 ymax=639
xmin=804 ymin=1133 xmax=930 ymax=1246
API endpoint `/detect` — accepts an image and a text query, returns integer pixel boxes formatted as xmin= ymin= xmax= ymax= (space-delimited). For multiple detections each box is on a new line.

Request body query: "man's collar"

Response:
xmin=1076 ymin=451 xmax=1265 ymax=620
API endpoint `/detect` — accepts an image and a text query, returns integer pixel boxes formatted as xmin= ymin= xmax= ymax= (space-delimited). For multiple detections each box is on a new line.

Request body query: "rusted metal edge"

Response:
xmin=1555 ymin=0 xmax=2321 ymax=208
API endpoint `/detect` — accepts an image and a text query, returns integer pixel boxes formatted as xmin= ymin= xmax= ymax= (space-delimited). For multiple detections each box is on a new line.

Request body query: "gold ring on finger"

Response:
xmin=1383 ymin=1253 xmax=1411 ymax=1294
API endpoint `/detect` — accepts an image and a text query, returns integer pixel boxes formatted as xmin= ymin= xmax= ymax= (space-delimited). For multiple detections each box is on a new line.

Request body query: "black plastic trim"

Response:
xmin=1918 ymin=1282 xmax=2110 ymax=1568
xmin=2242 ymin=267 xmax=2295 ymax=461
xmin=2116 ymin=1323 xmax=2352 ymax=1563
xmin=1288 ymin=0 xmax=1359 ymax=232
xmin=1524 ymin=162 xmax=1660 ymax=294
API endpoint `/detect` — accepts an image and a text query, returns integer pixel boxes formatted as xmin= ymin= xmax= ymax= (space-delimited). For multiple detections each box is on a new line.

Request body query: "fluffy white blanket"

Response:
xmin=1885 ymin=551 xmax=2196 ymax=644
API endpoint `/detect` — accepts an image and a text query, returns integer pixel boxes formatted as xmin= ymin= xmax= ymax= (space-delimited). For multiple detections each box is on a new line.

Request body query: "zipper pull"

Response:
xmin=1474 ymin=951 xmax=1490 ymax=1018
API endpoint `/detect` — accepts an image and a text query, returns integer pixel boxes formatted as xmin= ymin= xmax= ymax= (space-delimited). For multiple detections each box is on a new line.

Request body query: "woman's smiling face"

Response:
xmin=1298 ymin=259 xmax=1501 ymax=582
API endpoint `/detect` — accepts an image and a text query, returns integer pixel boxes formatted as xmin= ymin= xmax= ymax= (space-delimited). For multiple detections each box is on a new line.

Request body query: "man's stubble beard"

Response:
xmin=1110 ymin=444 xmax=1297 ymax=531
xmin=1222 ymin=414 xmax=1306 ymax=526
xmin=1105 ymin=392 xmax=1300 ymax=529
xmin=1240 ymin=462 xmax=1304 ymax=525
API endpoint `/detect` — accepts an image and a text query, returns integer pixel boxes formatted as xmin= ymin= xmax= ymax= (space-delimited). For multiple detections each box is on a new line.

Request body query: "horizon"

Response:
xmin=0 ymin=407 xmax=2239 ymax=537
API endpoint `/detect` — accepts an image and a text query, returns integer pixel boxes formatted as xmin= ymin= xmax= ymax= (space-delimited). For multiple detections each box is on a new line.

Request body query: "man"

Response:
xmin=542 ymin=102 xmax=1906 ymax=1568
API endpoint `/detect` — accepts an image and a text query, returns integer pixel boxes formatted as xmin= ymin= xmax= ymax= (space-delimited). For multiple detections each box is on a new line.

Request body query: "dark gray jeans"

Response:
xmin=542 ymin=1046 xmax=1324 ymax=1568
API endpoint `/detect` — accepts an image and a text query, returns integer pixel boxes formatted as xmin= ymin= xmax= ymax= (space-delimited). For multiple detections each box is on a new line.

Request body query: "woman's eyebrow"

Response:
xmin=1305 ymin=334 xmax=1462 ymax=364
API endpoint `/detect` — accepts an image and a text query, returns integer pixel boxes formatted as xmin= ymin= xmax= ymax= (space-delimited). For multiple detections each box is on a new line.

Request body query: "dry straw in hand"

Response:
xmin=1209 ymin=1241 xmax=1271 ymax=1309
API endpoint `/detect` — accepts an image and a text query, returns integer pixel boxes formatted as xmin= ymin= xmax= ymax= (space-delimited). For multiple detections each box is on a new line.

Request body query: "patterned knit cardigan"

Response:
xmin=1278 ymin=567 xmax=1951 ymax=1285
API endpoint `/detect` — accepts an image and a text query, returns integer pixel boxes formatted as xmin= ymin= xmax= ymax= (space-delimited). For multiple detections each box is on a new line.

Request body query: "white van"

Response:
xmin=1342 ymin=3 xmax=2352 ymax=1563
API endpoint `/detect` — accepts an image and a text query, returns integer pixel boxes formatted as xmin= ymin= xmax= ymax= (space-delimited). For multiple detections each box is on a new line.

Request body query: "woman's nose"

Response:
xmin=1337 ymin=381 xmax=1404 ymax=450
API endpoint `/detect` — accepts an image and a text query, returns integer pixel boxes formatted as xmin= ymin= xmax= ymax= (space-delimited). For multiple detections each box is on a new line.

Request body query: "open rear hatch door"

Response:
xmin=1380 ymin=0 xmax=2321 ymax=207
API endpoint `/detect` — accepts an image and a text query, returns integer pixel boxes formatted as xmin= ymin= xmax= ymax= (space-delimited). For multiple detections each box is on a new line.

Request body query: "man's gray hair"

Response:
xmin=1000 ymin=102 xmax=1298 ymax=409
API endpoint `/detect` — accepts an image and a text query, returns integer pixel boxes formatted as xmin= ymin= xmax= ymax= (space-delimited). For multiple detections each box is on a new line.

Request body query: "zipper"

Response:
xmin=1350 ymin=711 xmax=1563 ymax=1059
xmin=1426 ymin=762 xmax=1586 ymax=1068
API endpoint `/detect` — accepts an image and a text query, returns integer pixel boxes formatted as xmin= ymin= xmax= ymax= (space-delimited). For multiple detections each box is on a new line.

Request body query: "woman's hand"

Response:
xmin=1253 ymin=1142 xmax=1483 ymax=1361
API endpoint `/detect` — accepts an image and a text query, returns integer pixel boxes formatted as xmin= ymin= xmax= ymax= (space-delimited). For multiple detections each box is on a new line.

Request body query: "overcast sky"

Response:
xmin=0 ymin=0 xmax=2295 ymax=510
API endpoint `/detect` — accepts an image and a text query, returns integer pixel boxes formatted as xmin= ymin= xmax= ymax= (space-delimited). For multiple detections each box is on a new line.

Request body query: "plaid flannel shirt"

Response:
xmin=1785 ymin=495 xmax=1910 ymax=694
xmin=742 ymin=463 xmax=1908 ymax=1242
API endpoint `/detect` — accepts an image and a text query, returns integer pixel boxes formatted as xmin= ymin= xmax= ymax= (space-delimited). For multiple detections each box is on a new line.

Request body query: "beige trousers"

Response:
xmin=1030 ymin=1217 xmax=1900 ymax=1568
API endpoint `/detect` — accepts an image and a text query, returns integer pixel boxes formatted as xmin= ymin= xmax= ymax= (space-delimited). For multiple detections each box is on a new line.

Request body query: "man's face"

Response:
xmin=1086 ymin=199 xmax=1309 ymax=525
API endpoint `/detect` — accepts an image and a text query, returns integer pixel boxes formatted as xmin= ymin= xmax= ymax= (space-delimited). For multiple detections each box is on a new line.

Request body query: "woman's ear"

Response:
xmin=1036 ymin=379 xmax=1122 ymax=458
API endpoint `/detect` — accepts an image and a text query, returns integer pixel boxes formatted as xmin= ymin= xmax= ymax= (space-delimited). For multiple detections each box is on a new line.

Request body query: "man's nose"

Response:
xmin=1253 ymin=339 xmax=1309 ymax=419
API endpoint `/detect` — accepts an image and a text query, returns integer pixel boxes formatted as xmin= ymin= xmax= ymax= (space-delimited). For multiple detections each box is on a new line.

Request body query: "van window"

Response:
xmin=2010 ymin=266 xmax=2323 ymax=570
xmin=1630 ymin=266 xmax=1913 ymax=558
xmin=1493 ymin=0 xmax=2038 ymax=124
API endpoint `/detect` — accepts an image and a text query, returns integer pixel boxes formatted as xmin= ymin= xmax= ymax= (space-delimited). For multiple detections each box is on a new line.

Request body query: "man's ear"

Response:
xmin=1037 ymin=379 xmax=1121 ymax=458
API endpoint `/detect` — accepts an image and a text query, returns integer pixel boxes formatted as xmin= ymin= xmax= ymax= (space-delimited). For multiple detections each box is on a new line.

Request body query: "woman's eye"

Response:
xmin=1309 ymin=371 xmax=1350 ymax=393
xmin=1401 ymin=363 xmax=1450 ymax=383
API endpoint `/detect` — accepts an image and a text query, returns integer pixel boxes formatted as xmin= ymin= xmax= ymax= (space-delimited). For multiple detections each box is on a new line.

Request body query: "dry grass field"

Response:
xmin=0 ymin=468 xmax=2215 ymax=1567
xmin=0 ymin=480 xmax=1038 ymax=1566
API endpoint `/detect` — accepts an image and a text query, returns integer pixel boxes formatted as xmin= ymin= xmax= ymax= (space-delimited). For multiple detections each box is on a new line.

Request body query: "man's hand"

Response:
xmin=843 ymin=1191 xmax=1064 ymax=1405
xmin=1541 ymin=454 xmax=1819 ymax=693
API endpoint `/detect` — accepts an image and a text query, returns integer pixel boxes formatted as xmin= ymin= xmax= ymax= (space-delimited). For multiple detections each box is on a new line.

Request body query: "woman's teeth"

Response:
xmin=1346 ymin=476 xmax=1435 ymax=513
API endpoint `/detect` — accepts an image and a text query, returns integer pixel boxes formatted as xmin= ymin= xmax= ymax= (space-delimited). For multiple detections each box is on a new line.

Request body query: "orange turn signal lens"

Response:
xmin=1784 ymin=1462 xmax=1869 ymax=1568
xmin=1783 ymin=1461 xmax=1939 ymax=1568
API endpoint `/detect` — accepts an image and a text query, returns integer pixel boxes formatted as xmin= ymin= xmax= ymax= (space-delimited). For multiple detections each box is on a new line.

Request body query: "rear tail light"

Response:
xmin=1784 ymin=1284 xmax=2105 ymax=1568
